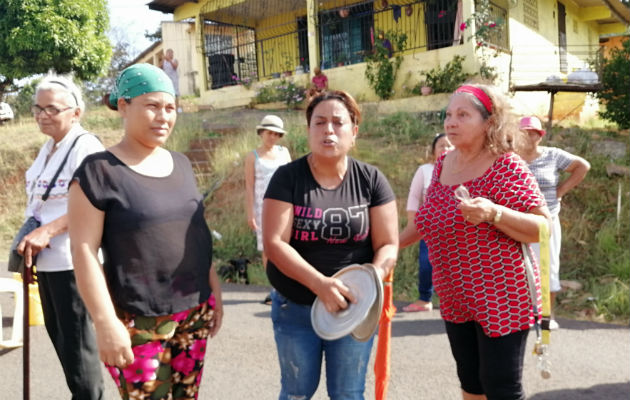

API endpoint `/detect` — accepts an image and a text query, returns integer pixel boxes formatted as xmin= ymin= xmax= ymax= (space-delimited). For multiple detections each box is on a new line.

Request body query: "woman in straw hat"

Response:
xmin=518 ymin=115 xmax=590 ymax=330
xmin=68 ymin=63 xmax=223 ymax=399
xmin=244 ymin=114 xmax=291 ymax=304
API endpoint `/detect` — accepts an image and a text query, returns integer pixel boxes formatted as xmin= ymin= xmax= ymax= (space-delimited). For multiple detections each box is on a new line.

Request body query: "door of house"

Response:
xmin=297 ymin=17 xmax=310 ymax=72
xmin=557 ymin=2 xmax=567 ymax=73
xmin=426 ymin=0 xmax=458 ymax=50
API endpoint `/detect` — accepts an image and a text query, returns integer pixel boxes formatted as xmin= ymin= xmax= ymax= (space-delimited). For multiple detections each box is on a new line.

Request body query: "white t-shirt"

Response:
xmin=406 ymin=163 xmax=434 ymax=212
xmin=24 ymin=124 xmax=104 ymax=272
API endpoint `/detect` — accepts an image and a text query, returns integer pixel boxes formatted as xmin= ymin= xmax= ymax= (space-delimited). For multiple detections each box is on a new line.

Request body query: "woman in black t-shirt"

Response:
xmin=68 ymin=64 xmax=223 ymax=399
xmin=263 ymin=90 xmax=398 ymax=399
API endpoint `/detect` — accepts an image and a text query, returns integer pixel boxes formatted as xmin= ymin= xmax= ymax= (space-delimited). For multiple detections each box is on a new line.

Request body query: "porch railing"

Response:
xmin=201 ymin=0 xmax=482 ymax=89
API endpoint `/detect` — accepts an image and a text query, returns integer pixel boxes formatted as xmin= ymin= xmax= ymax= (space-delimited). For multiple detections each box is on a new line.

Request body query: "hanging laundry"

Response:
xmin=392 ymin=5 xmax=401 ymax=22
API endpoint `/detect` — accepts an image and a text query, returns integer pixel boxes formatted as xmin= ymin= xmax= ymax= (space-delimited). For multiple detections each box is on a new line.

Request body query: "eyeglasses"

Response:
xmin=31 ymin=104 xmax=73 ymax=116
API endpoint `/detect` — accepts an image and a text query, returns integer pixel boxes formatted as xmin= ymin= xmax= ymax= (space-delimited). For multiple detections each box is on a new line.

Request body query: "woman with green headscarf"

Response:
xmin=68 ymin=63 xmax=223 ymax=399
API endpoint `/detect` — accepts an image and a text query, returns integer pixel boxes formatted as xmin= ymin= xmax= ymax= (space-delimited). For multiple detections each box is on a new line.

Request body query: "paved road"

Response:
xmin=1 ymin=277 xmax=629 ymax=399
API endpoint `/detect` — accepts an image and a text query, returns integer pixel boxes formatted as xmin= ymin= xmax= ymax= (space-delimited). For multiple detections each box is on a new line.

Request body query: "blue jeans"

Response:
xmin=418 ymin=239 xmax=434 ymax=302
xmin=270 ymin=290 xmax=374 ymax=400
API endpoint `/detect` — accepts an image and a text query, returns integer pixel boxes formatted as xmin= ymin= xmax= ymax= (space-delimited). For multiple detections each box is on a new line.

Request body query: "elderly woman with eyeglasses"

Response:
xmin=17 ymin=73 xmax=105 ymax=399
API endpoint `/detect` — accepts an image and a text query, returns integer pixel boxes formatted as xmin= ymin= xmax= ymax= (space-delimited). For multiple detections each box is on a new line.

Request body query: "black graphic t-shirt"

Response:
xmin=264 ymin=155 xmax=395 ymax=304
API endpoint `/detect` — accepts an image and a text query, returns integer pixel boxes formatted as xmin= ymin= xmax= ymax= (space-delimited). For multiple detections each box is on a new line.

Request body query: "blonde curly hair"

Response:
xmin=449 ymin=84 xmax=522 ymax=155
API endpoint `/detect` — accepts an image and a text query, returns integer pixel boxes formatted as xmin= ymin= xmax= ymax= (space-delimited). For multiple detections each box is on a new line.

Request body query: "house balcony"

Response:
xmin=197 ymin=0 xmax=484 ymax=99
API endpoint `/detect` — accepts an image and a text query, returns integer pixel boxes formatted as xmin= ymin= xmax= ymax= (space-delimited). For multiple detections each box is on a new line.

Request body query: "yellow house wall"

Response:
xmin=256 ymin=14 xmax=300 ymax=76
xmin=561 ymin=1 xmax=601 ymax=72
xmin=373 ymin=0 xmax=426 ymax=54
xmin=135 ymin=43 xmax=164 ymax=66
xmin=202 ymin=43 xmax=475 ymax=106
xmin=168 ymin=0 xmax=619 ymax=121
xmin=161 ymin=22 xmax=198 ymax=96
xmin=507 ymin=0 xmax=614 ymax=121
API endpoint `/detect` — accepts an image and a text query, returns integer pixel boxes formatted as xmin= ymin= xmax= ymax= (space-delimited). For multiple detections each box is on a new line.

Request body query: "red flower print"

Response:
xmin=172 ymin=352 xmax=195 ymax=375
xmin=171 ymin=309 xmax=189 ymax=322
xmin=132 ymin=341 xmax=163 ymax=357
xmin=460 ymin=22 xmax=467 ymax=31
xmin=189 ymin=339 xmax=207 ymax=361
xmin=122 ymin=356 xmax=159 ymax=383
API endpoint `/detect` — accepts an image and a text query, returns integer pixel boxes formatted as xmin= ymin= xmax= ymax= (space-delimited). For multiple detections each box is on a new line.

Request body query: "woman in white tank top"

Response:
xmin=244 ymin=115 xmax=291 ymax=302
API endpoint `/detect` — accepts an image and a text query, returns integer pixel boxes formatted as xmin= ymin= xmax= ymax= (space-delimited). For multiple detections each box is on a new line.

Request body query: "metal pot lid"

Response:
xmin=311 ymin=264 xmax=378 ymax=341
xmin=351 ymin=263 xmax=384 ymax=342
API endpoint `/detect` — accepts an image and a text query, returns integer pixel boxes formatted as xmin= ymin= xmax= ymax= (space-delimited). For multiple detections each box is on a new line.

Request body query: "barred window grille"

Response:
xmin=200 ymin=0 xmax=472 ymax=89
xmin=486 ymin=1 xmax=508 ymax=50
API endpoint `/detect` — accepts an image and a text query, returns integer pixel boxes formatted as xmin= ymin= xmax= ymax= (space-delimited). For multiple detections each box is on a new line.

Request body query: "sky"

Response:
xmin=107 ymin=0 xmax=172 ymax=57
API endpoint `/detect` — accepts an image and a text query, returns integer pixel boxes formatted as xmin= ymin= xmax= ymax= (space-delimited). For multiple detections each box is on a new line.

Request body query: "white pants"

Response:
xmin=530 ymin=214 xmax=562 ymax=293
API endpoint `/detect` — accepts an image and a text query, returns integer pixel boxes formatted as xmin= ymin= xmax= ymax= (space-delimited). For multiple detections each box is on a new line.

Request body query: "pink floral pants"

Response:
xmin=106 ymin=295 xmax=216 ymax=400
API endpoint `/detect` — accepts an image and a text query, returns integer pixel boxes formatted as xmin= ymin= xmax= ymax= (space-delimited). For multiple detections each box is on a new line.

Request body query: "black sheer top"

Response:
xmin=73 ymin=151 xmax=212 ymax=316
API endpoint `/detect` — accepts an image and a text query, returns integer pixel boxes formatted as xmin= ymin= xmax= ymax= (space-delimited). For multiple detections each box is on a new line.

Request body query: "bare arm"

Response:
xmin=400 ymin=166 xmax=425 ymax=248
xmin=262 ymin=198 xmax=355 ymax=313
xmin=399 ymin=210 xmax=423 ymax=249
xmin=244 ymin=151 xmax=257 ymax=231
xmin=369 ymin=201 xmax=399 ymax=280
xmin=68 ymin=183 xmax=134 ymax=368
xmin=557 ymin=157 xmax=590 ymax=200
xmin=208 ymin=266 xmax=223 ymax=338
xmin=17 ymin=214 xmax=68 ymax=267
xmin=459 ymin=199 xmax=551 ymax=243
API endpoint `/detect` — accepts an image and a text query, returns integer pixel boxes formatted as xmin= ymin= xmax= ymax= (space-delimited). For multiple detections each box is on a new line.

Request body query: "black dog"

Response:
xmin=218 ymin=258 xmax=250 ymax=284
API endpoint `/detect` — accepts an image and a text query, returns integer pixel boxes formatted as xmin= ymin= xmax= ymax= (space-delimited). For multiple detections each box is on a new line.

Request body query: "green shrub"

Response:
xmin=594 ymin=38 xmax=629 ymax=129
xmin=253 ymin=85 xmax=277 ymax=104
xmin=253 ymin=79 xmax=306 ymax=107
xmin=365 ymin=30 xmax=407 ymax=100
xmin=417 ymin=55 xmax=471 ymax=94
xmin=276 ymin=80 xmax=306 ymax=107
xmin=7 ymin=79 xmax=39 ymax=118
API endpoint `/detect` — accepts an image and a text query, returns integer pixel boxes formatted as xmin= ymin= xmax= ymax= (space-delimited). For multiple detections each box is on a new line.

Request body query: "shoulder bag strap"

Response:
xmin=41 ymin=133 xmax=89 ymax=202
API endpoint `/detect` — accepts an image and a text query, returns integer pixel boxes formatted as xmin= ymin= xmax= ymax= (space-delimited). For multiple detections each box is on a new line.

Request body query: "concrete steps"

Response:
xmin=183 ymin=124 xmax=240 ymax=172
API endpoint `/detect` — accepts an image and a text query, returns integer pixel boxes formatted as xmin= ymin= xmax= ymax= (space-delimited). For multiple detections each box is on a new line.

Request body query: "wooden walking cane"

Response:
xmin=22 ymin=265 xmax=31 ymax=400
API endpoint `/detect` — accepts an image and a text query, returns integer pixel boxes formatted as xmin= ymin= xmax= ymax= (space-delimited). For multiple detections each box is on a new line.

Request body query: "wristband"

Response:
xmin=493 ymin=206 xmax=503 ymax=224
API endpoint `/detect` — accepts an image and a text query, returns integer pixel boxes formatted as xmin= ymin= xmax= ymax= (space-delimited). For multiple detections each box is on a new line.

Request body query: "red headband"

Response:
xmin=455 ymin=85 xmax=493 ymax=114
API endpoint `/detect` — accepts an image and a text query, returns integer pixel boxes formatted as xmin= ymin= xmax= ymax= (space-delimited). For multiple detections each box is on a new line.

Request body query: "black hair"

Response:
xmin=306 ymin=90 xmax=361 ymax=126
xmin=431 ymin=133 xmax=447 ymax=154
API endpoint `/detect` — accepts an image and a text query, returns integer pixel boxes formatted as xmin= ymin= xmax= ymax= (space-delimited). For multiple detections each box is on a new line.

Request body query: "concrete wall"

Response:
xmin=162 ymin=21 xmax=199 ymax=97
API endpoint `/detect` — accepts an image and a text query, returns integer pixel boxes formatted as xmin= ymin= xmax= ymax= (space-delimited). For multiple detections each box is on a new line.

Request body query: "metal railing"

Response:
xmin=201 ymin=0 xmax=486 ymax=88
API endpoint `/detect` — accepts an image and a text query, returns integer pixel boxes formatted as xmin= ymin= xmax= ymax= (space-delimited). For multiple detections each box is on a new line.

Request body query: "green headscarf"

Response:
xmin=108 ymin=63 xmax=175 ymax=109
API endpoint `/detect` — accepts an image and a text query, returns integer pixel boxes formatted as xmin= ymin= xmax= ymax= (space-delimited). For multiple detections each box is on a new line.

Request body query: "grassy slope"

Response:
xmin=1 ymin=106 xmax=628 ymax=323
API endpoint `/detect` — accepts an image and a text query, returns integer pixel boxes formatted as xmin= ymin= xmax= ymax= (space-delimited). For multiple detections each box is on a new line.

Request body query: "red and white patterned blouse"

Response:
xmin=415 ymin=152 xmax=545 ymax=337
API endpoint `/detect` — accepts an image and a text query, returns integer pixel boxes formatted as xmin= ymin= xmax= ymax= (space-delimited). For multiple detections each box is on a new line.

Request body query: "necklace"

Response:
xmin=450 ymin=149 xmax=485 ymax=174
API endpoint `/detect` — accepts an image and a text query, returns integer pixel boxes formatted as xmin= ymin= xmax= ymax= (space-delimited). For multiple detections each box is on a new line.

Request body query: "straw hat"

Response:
xmin=256 ymin=115 xmax=286 ymax=135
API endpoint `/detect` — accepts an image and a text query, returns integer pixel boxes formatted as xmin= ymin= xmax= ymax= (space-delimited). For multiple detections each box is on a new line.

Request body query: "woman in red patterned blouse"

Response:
xmin=402 ymin=84 xmax=551 ymax=400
